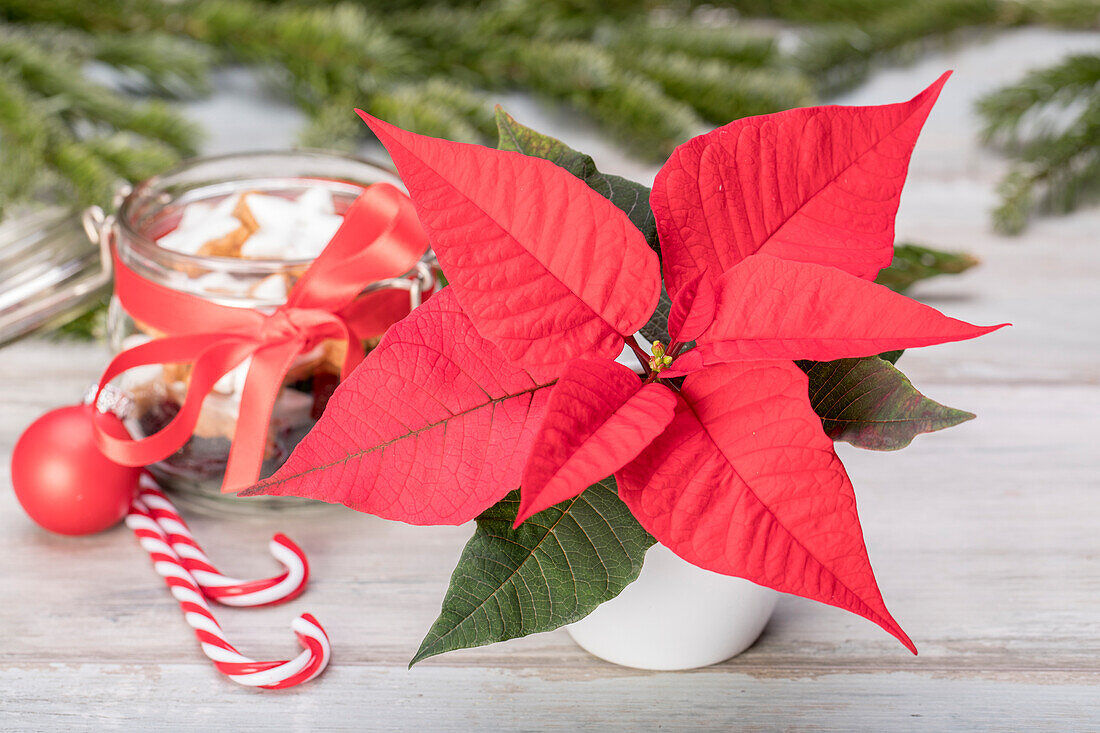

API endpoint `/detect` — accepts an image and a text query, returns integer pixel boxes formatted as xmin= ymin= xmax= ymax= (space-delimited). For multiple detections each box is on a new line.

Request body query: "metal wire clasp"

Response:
xmin=81 ymin=204 xmax=115 ymax=288
xmin=361 ymin=253 xmax=438 ymax=312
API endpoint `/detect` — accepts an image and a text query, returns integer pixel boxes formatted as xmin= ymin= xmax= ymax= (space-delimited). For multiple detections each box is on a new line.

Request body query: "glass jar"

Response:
xmin=94 ymin=151 xmax=436 ymax=515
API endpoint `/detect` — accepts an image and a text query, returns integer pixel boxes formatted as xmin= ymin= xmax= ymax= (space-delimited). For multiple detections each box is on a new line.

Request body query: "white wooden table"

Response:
xmin=2 ymin=28 xmax=1099 ymax=731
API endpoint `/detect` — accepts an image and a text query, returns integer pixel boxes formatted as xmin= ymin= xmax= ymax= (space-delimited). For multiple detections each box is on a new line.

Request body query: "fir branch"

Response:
xmin=49 ymin=138 xmax=122 ymax=206
xmin=979 ymin=53 xmax=1100 ymax=233
xmin=792 ymin=0 xmax=1099 ymax=95
xmin=991 ymin=169 xmax=1035 ymax=235
xmin=611 ymin=47 xmax=814 ymax=124
xmin=875 ymin=242 xmax=980 ymax=292
xmin=0 ymin=34 xmax=199 ymax=152
xmin=299 ymin=93 xmax=366 ymax=150
xmin=1004 ymin=0 xmax=1100 ymax=28
xmin=0 ymin=0 xmax=163 ymax=32
xmin=0 ymin=66 xmax=48 ymax=158
xmin=1016 ymin=100 xmax=1100 ymax=212
xmin=91 ymin=32 xmax=213 ymax=96
xmin=0 ymin=21 xmax=210 ymax=97
xmin=84 ymin=134 xmax=181 ymax=184
xmin=602 ymin=19 xmax=779 ymax=68
xmin=384 ymin=6 xmax=495 ymax=80
xmin=184 ymin=0 xmax=413 ymax=112
xmin=797 ymin=0 xmax=1001 ymax=95
xmin=722 ymin=0 xmax=899 ymax=24
xmin=500 ymin=40 xmax=704 ymax=158
xmin=0 ymin=68 xmax=118 ymax=206
xmin=727 ymin=0 xmax=1100 ymax=27
xmin=977 ymin=53 xmax=1100 ymax=146
xmin=368 ymin=78 xmax=495 ymax=144
xmin=0 ymin=68 xmax=52 ymax=211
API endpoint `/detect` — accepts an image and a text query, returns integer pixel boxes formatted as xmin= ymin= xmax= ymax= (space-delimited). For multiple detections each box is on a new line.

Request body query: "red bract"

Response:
xmin=616 ymin=361 xmax=914 ymax=652
xmin=664 ymin=254 xmax=1003 ymax=375
xmin=245 ymin=74 xmax=1007 ymax=651
xmin=245 ymin=288 xmax=555 ymax=525
xmin=356 ymin=111 xmax=661 ymax=376
xmin=517 ymin=358 xmax=676 ymax=525
xmin=666 ymin=270 xmax=716 ymax=344
xmin=651 ymin=71 xmax=951 ymax=299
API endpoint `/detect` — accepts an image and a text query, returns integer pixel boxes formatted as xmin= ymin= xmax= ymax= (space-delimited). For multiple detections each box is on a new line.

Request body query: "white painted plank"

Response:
xmin=2 ymin=386 xmax=1097 ymax=668
xmin=2 ymin=663 xmax=1099 ymax=732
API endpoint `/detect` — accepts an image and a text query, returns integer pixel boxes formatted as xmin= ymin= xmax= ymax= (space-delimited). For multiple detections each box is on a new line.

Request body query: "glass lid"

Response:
xmin=0 ymin=205 xmax=111 ymax=347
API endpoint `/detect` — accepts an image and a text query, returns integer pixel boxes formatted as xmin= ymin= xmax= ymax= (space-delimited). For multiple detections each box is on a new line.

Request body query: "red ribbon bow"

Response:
xmin=94 ymin=183 xmax=429 ymax=492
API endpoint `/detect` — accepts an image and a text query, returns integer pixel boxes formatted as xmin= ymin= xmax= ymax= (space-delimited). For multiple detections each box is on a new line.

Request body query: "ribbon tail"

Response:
xmin=223 ymin=340 xmax=305 ymax=494
xmin=94 ymin=336 xmax=258 ymax=468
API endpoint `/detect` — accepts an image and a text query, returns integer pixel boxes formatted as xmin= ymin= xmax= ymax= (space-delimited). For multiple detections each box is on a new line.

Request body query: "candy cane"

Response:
xmin=126 ymin=495 xmax=331 ymax=689
xmin=136 ymin=475 xmax=308 ymax=607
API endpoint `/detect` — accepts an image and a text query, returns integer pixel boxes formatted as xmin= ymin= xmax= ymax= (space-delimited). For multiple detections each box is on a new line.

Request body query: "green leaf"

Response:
xmin=495 ymin=106 xmax=657 ymax=253
xmin=411 ymin=478 xmax=654 ymax=666
xmin=495 ymin=106 xmax=670 ymax=344
xmin=874 ymin=242 xmax=979 ymax=293
xmin=798 ymin=356 xmax=974 ymax=451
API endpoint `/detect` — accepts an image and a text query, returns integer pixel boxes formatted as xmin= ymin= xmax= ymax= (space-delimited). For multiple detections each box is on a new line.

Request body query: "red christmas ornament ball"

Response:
xmin=11 ymin=404 xmax=141 ymax=535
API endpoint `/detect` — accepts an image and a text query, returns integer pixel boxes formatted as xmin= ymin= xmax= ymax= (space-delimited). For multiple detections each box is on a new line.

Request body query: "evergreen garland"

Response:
xmin=3 ymin=0 xmax=1098 ymax=211
xmin=1 ymin=0 xmax=1097 ymax=339
xmin=0 ymin=1 xmax=796 ymax=172
xmin=0 ymin=20 xmax=202 ymax=216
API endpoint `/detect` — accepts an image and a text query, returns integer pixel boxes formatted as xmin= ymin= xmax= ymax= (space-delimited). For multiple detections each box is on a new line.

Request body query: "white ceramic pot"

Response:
xmin=566 ymin=543 xmax=779 ymax=670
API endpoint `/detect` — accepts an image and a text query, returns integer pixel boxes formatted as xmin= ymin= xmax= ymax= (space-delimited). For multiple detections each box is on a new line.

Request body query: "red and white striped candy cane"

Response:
xmin=136 ymin=475 xmax=308 ymax=607
xmin=126 ymin=495 xmax=331 ymax=689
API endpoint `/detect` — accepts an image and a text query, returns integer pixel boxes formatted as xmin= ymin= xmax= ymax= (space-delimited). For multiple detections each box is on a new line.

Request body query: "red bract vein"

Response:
xmin=652 ymin=72 xmax=951 ymax=298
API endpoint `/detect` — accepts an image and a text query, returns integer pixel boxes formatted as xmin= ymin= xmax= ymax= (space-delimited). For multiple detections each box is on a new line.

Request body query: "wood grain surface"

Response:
xmin=2 ymin=27 xmax=1098 ymax=732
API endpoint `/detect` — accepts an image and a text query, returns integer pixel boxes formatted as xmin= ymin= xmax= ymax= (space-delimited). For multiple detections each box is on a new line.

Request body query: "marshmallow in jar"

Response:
xmin=104 ymin=152 xmax=436 ymax=515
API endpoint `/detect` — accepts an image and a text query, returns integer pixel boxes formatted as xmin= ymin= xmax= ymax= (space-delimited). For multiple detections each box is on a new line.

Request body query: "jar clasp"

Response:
xmin=81 ymin=205 xmax=115 ymax=289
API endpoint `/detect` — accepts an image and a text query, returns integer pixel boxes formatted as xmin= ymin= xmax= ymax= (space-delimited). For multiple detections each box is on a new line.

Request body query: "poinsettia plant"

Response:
xmin=243 ymin=71 xmax=1005 ymax=663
